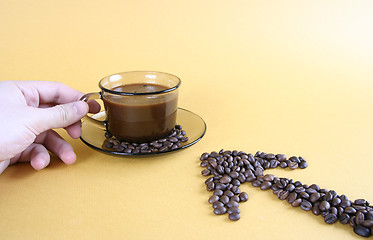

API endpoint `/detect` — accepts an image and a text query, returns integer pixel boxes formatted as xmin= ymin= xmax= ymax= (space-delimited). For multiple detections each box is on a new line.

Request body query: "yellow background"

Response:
xmin=1 ymin=0 xmax=373 ymax=239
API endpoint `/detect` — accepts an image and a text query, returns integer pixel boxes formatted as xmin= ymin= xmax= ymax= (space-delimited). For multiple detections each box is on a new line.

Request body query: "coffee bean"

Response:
xmin=332 ymin=197 xmax=341 ymax=206
xmin=300 ymin=200 xmax=313 ymax=211
xmin=212 ymin=201 xmax=224 ymax=209
xmin=291 ymin=198 xmax=302 ymax=207
xmin=202 ymin=169 xmax=211 ymax=176
xmin=287 ymin=192 xmax=298 ymax=204
xmin=288 ymin=162 xmax=299 ymax=170
xmin=213 ymin=189 xmax=223 ymax=196
xmin=324 ymin=213 xmax=338 ymax=224
xmin=319 ymin=201 xmax=331 ymax=212
xmin=260 ymin=181 xmax=272 ymax=190
xmin=299 ymin=191 xmax=310 ymax=200
xmin=224 ymin=190 xmax=234 ymax=198
xmin=239 ymin=192 xmax=249 ymax=202
xmin=252 ymin=180 xmax=262 ymax=187
xmin=206 ymin=182 xmax=215 ymax=191
xmin=278 ymin=190 xmax=289 ymax=200
xmin=355 ymin=211 xmax=365 ymax=225
xmin=362 ymin=220 xmax=373 ymax=228
xmin=214 ymin=206 xmax=227 ymax=215
xmin=220 ymin=176 xmax=232 ymax=184
xmin=231 ymin=186 xmax=241 ymax=195
xmin=340 ymin=200 xmax=351 ymax=208
xmin=276 ymin=154 xmax=287 ymax=161
xmin=229 ymin=171 xmax=239 ymax=179
xmin=353 ymin=225 xmax=372 ymax=238
xmin=231 ymin=195 xmax=240 ymax=203
xmin=228 ymin=213 xmax=240 ymax=221
xmin=227 ymin=207 xmax=240 ymax=214
xmin=227 ymin=201 xmax=239 ymax=208
xmin=279 ymin=162 xmax=288 ymax=168
xmin=339 ymin=213 xmax=351 ymax=224
xmin=355 ymin=199 xmax=368 ymax=206
xmin=345 ymin=206 xmax=357 ymax=214
xmin=299 ymin=161 xmax=308 ymax=169
xmin=310 ymin=192 xmax=321 ymax=203
xmin=220 ymin=195 xmax=230 ymax=205
xmin=263 ymin=174 xmax=275 ymax=181
xmin=285 ymin=184 xmax=295 ymax=192
xmin=208 ymin=195 xmax=219 ymax=204
xmin=215 ymin=183 xmax=227 ymax=191
xmin=312 ymin=204 xmax=321 ymax=215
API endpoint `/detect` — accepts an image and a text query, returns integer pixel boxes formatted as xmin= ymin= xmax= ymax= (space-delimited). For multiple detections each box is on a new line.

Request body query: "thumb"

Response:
xmin=32 ymin=101 xmax=89 ymax=133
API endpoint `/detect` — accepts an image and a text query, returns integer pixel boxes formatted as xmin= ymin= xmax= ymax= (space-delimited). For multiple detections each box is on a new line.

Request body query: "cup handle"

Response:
xmin=80 ymin=92 xmax=106 ymax=129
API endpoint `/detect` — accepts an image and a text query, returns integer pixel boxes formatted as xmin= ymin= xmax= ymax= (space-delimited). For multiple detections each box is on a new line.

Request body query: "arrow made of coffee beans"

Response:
xmin=200 ymin=150 xmax=373 ymax=238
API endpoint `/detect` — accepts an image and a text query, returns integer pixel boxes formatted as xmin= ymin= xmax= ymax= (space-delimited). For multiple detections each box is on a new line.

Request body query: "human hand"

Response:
xmin=0 ymin=81 xmax=99 ymax=174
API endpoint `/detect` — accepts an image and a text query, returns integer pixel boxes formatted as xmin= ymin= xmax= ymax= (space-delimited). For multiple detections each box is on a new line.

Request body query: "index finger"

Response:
xmin=15 ymin=80 xmax=84 ymax=105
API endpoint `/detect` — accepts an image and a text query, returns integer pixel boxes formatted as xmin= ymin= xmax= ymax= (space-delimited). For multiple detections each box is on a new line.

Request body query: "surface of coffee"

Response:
xmin=103 ymin=83 xmax=177 ymax=142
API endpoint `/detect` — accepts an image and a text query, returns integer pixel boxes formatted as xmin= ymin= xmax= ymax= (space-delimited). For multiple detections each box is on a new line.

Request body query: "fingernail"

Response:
xmin=73 ymin=101 xmax=88 ymax=115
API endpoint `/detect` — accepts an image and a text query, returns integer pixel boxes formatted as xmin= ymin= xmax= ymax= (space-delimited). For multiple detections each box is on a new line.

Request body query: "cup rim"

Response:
xmin=98 ymin=71 xmax=181 ymax=96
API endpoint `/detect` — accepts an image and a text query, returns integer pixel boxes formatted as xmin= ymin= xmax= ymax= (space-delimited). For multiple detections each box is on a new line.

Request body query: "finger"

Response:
xmin=30 ymin=101 xmax=89 ymax=134
xmin=11 ymin=143 xmax=51 ymax=170
xmin=0 ymin=160 xmax=10 ymax=174
xmin=15 ymin=81 xmax=85 ymax=105
xmin=87 ymin=99 xmax=101 ymax=114
xmin=36 ymin=130 xmax=77 ymax=165
xmin=64 ymin=121 xmax=82 ymax=139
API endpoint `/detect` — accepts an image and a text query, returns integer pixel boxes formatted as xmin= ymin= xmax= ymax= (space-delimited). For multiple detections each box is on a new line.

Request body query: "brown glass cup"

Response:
xmin=81 ymin=71 xmax=181 ymax=143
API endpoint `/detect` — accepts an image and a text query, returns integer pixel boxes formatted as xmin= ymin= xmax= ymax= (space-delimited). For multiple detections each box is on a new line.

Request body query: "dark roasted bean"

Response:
xmin=227 ymin=201 xmax=239 ymax=208
xmin=278 ymin=190 xmax=289 ymax=200
xmin=340 ymin=200 xmax=351 ymax=208
xmin=339 ymin=213 xmax=351 ymax=224
xmin=231 ymin=195 xmax=240 ymax=203
xmin=287 ymin=192 xmax=298 ymax=204
xmin=345 ymin=206 xmax=357 ymax=214
xmin=208 ymin=195 xmax=219 ymax=204
xmin=219 ymin=195 xmax=230 ymax=205
xmin=312 ymin=204 xmax=321 ymax=215
xmin=231 ymin=186 xmax=241 ymax=195
xmin=206 ymin=182 xmax=215 ymax=191
xmin=276 ymin=154 xmax=287 ymax=161
xmin=227 ymin=207 xmax=240 ymax=214
xmin=353 ymin=225 xmax=372 ymax=238
xmin=324 ymin=213 xmax=338 ymax=224
xmin=228 ymin=213 xmax=240 ymax=221
xmin=288 ymin=162 xmax=299 ymax=170
xmin=214 ymin=206 xmax=227 ymax=215
xmin=319 ymin=201 xmax=331 ymax=212
xmin=239 ymin=192 xmax=249 ymax=202
xmin=263 ymin=174 xmax=275 ymax=181
xmin=291 ymin=198 xmax=302 ymax=207
xmin=310 ymin=192 xmax=321 ymax=203
xmin=220 ymin=176 xmax=232 ymax=184
xmin=355 ymin=211 xmax=365 ymax=225
xmin=300 ymin=200 xmax=312 ymax=211
xmin=362 ymin=220 xmax=373 ymax=228
xmin=355 ymin=199 xmax=367 ymax=206
xmin=299 ymin=191 xmax=310 ymax=200
xmin=212 ymin=201 xmax=224 ymax=209
xmin=332 ymin=197 xmax=341 ymax=206
xmin=260 ymin=181 xmax=272 ymax=190
xmin=213 ymin=189 xmax=223 ymax=196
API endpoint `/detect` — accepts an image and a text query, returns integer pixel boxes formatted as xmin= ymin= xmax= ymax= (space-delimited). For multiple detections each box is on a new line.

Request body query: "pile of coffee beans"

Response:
xmin=200 ymin=150 xmax=373 ymax=238
xmin=103 ymin=125 xmax=188 ymax=154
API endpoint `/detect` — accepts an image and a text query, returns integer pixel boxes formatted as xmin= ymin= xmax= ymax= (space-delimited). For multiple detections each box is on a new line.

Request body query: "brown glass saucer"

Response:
xmin=80 ymin=108 xmax=206 ymax=156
